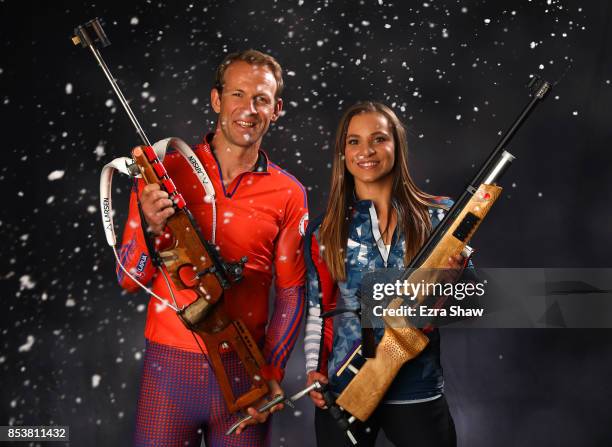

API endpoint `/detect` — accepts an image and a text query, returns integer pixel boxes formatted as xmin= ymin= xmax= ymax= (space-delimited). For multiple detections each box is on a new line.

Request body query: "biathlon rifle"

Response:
xmin=72 ymin=18 xmax=269 ymax=413
xmin=332 ymin=78 xmax=552 ymax=425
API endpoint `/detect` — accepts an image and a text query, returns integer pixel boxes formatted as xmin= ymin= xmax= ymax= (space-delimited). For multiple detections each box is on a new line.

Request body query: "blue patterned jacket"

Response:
xmin=304 ymin=196 xmax=452 ymax=401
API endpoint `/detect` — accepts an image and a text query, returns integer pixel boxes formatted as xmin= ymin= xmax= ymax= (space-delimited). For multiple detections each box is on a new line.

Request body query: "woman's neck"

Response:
xmin=354 ymin=177 xmax=396 ymax=243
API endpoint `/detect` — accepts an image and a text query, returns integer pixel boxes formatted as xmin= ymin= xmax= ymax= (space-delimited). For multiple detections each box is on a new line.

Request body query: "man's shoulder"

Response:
xmin=266 ymin=159 xmax=308 ymax=210
xmin=267 ymin=160 xmax=305 ymax=190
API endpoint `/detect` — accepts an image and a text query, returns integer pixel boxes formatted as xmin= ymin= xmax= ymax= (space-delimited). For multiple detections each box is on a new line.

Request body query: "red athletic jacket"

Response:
xmin=117 ymin=134 xmax=308 ymax=381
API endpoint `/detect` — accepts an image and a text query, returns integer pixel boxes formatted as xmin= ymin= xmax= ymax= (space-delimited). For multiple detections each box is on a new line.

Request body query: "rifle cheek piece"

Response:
xmin=178 ymin=295 xmax=216 ymax=330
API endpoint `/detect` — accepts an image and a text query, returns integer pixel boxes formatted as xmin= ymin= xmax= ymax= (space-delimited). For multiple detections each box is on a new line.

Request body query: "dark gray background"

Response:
xmin=1 ymin=0 xmax=612 ymax=446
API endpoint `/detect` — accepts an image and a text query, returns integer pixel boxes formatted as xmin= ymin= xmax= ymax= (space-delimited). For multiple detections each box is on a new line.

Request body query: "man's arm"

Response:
xmin=116 ymin=180 xmax=157 ymax=291
xmin=260 ymin=187 xmax=309 ymax=383
xmin=116 ymin=179 xmax=174 ymax=291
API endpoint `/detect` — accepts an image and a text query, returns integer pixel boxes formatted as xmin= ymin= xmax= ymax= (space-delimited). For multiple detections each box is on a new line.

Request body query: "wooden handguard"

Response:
xmin=420 ymin=183 xmax=501 ymax=270
xmin=132 ymin=146 xmax=269 ymax=413
xmin=404 ymin=183 xmax=502 ymax=304
xmin=335 ymin=299 xmax=429 ymax=421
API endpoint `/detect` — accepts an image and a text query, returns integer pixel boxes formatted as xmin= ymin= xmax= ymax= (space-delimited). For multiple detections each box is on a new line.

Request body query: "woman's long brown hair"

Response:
xmin=319 ymin=101 xmax=446 ymax=281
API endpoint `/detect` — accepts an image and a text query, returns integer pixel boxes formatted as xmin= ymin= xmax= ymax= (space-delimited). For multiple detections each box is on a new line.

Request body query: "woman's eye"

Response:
xmin=374 ymin=136 xmax=386 ymax=143
xmin=347 ymin=139 xmax=358 ymax=145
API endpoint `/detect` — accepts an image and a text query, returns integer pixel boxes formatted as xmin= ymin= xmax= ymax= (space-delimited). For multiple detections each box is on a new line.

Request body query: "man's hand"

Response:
xmin=306 ymin=371 xmax=328 ymax=409
xmin=140 ymin=183 xmax=175 ymax=235
xmin=234 ymin=380 xmax=284 ymax=435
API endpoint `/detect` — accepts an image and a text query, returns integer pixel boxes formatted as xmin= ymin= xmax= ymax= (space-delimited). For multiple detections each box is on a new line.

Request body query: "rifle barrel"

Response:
xmin=407 ymin=79 xmax=551 ymax=270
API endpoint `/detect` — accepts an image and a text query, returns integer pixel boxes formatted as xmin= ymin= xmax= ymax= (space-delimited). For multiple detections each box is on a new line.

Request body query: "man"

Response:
xmin=118 ymin=50 xmax=308 ymax=446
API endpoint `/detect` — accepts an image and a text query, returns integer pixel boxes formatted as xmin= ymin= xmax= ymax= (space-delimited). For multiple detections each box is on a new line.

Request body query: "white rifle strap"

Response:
xmin=152 ymin=137 xmax=216 ymax=201
xmin=100 ymin=157 xmax=133 ymax=246
xmin=100 ymin=137 xmax=218 ymax=247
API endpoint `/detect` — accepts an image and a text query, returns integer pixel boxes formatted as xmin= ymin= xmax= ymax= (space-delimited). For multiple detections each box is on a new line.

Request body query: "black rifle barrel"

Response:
xmin=406 ymin=78 xmax=551 ymax=270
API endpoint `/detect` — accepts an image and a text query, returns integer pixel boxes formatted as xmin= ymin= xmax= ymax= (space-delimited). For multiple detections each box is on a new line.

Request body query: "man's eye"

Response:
xmin=232 ymin=92 xmax=242 ymax=97
xmin=255 ymin=96 xmax=269 ymax=104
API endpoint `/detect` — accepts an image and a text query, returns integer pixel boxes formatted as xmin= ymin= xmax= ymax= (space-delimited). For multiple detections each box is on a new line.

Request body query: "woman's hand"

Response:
xmin=306 ymin=371 xmax=329 ymax=409
xmin=440 ymin=254 xmax=467 ymax=284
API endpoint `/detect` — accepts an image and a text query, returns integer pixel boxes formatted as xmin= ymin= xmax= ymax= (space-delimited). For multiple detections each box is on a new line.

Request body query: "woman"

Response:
xmin=304 ymin=102 xmax=463 ymax=446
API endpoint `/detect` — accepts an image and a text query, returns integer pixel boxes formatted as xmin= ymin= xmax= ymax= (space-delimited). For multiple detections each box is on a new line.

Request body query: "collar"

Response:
xmin=349 ymin=193 xmax=401 ymax=216
xmin=350 ymin=189 xmax=374 ymax=213
xmin=202 ymin=133 xmax=269 ymax=174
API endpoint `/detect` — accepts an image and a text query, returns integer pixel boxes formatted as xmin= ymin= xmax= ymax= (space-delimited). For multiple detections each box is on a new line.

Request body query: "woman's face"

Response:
xmin=344 ymin=112 xmax=395 ymax=186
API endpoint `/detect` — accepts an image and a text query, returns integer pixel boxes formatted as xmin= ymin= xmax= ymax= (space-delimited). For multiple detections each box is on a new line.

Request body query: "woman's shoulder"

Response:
xmin=426 ymin=196 xmax=453 ymax=227
xmin=427 ymin=195 xmax=454 ymax=210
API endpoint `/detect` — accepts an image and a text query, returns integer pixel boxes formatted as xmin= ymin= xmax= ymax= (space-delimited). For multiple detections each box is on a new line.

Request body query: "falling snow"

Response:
xmin=47 ymin=170 xmax=65 ymax=181
xmin=19 ymin=275 xmax=35 ymax=290
xmin=18 ymin=335 xmax=35 ymax=353
xmin=4 ymin=2 xmax=606 ymax=444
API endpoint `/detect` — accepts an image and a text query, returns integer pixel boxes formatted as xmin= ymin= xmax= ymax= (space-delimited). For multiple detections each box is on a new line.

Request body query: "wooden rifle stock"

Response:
xmin=133 ymin=146 xmax=269 ymax=413
xmin=335 ymin=79 xmax=551 ymax=421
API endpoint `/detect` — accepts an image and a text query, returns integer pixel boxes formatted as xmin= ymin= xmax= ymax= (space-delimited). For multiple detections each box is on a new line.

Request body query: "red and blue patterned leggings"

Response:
xmin=134 ymin=341 xmax=269 ymax=447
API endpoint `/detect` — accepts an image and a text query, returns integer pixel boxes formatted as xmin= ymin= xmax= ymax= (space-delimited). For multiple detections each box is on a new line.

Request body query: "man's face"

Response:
xmin=211 ymin=61 xmax=282 ymax=148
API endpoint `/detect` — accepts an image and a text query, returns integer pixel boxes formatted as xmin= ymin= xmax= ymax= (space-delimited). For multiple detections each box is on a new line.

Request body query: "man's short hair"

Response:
xmin=214 ymin=49 xmax=284 ymax=99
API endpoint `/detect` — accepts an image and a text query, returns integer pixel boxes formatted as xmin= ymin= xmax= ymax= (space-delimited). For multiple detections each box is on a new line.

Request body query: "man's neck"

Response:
xmin=211 ymin=131 xmax=261 ymax=186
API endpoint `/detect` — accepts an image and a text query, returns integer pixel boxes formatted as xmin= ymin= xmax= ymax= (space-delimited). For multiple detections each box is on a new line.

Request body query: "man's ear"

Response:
xmin=211 ymin=88 xmax=221 ymax=113
xmin=271 ymin=98 xmax=283 ymax=122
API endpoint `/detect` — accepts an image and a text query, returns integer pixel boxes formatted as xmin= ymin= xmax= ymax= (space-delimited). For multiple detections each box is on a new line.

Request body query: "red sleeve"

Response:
xmin=273 ymin=184 xmax=308 ymax=289
xmin=261 ymin=285 xmax=305 ymax=382
xmin=116 ymin=179 xmax=173 ymax=292
xmin=261 ymin=184 xmax=308 ymax=382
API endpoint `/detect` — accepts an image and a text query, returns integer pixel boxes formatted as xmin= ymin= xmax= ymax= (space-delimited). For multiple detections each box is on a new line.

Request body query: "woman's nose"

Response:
xmin=358 ymin=144 xmax=375 ymax=156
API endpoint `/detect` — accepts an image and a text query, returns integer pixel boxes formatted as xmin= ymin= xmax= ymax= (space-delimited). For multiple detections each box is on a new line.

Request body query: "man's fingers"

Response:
xmin=147 ymin=190 xmax=170 ymax=203
xmin=142 ymin=183 xmax=161 ymax=194
xmin=157 ymin=204 xmax=175 ymax=218
xmin=247 ymin=407 xmax=268 ymax=423
xmin=270 ymin=402 xmax=284 ymax=414
xmin=150 ymin=197 xmax=173 ymax=210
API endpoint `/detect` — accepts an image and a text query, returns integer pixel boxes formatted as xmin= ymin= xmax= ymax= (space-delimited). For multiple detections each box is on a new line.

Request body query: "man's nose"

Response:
xmin=246 ymin=97 xmax=258 ymax=114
